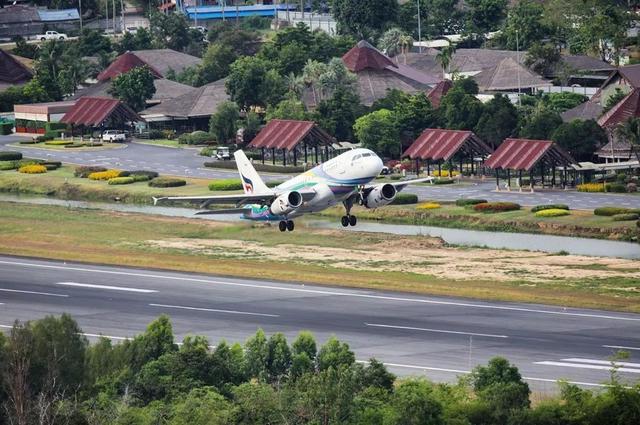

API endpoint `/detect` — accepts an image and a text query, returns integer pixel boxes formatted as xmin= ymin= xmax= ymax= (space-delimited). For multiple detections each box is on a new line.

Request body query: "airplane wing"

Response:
xmin=363 ymin=176 xmax=434 ymax=193
xmin=195 ymin=207 xmax=250 ymax=215
xmin=153 ymin=191 xmax=317 ymax=209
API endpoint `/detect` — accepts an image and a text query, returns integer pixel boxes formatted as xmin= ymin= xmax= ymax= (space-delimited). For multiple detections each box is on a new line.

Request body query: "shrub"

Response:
xmin=148 ymin=129 xmax=164 ymax=139
xmin=628 ymin=182 xmax=638 ymax=193
xmin=15 ymin=159 xmax=42 ymax=167
xmin=41 ymin=161 xmax=61 ymax=168
xmin=0 ymin=122 xmax=12 ymax=135
xmin=204 ymin=161 xmax=305 ymax=174
xmin=108 ymin=177 xmax=135 ymax=185
xmin=74 ymin=166 xmax=107 ymax=177
xmin=535 ymin=208 xmax=571 ymax=218
xmin=390 ymin=175 xmax=402 ymax=180
xmin=129 ymin=170 xmax=159 ymax=179
xmin=43 ymin=164 xmax=58 ymax=170
xmin=162 ymin=129 xmax=176 ymax=140
xmin=594 ymin=207 xmax=632 ymax=216
xmin=0 ymin=161 xmax=17 ymax=170
xmin=88 ymin=170 xmax=122 ymax=180
xmin=44 ymin=130 xmax=63 ymax=139
xmin=0 ymin=151 xmax=22 ymax=161
xmin=44 ymin=140 xmax=73 ymax=146
xmin=199 ymin=147 xmax=215 ymax=157
xmin=433 ymin=178 xmax=455 ymax=185
xmin=18 ymin=164 xmax=47 ymax=174
xmin=531 ymin=204 xmax=569 ymax=213
xmin=149 ymin=177 xmax=186 ymax=188
xmin=132 ymin=174 xmax=151 ymax=182
xmin=612 ymin=213 xmax=640 ymax=221
xmin=208 ymin=179 xmax=243 ymax=191
xmin=417 ymin=202 xmax=441 ymax=210
xmin=456 ymin=199 xmax=487 ymax=206
xmin=391 ymin=193 xmax=418 ymax=205
xmin=577 ymin=183 xmax=605 ymax=192
xmin=606 ymin=183 xmax=627 ymax=193
xmin=473 ymin=202 xmax=521 ymax=213
xmin=19 ymin=140 xmax=38 ymax=144
xmin=431 ymin=170 xmax=460 ymax=177
xmin=179 ymin=131 xmax=214 ymax=145
xmin=36 ymin=134 xmax=54 ymax=143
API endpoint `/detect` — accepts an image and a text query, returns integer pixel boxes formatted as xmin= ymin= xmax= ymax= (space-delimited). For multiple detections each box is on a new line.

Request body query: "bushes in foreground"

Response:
xmin=18 ymin=164 xmax=47 ymax=174
xmin=88 ymin=170 xmax=122 ymax=180
xmin=612 ymin=213 xmax=640 ymax=221
xmin=531 ymin=204 xmax=569 ymax=213
xmin=594 ymin=207 xmax=639 ymax=216
xmin=149 ymin=177 xmax=186 ymax=188
xmin=0 ymin=151 xmax=22 ymax=161
xmin=209 ymin=179 xmax=243 ymax=191
xmin=108 ymin=177 xmax=135 ymax=185
xmin=74 ymin=166 xmax=107 ymax=177
xmin=456 ymin=198 xmax=487 ymax=206
xmin=535 ymin=208 xmax=571 ymax=218
xmin=391 ymin=193 xmax=418 ymax=205
xmin=473 ymin=202 xmax=521 ymax=213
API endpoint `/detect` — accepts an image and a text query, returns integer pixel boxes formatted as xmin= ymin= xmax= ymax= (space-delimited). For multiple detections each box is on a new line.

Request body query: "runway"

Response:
xmin=0 ymin=255 xmax=639 ymax=391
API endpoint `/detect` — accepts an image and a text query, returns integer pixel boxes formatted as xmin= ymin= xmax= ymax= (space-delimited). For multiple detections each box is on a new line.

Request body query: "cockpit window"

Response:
xmin=362 ymin=152 xmax=372 ymax=157
xmin=352 ymin=154 xmax=362 ymax=161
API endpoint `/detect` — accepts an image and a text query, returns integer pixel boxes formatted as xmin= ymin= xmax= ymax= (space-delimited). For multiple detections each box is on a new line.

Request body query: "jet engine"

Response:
xmin=270 ymin=191 xmax=303 ymax=215
xmin=363 ymin=183 xmax=396 ymax=208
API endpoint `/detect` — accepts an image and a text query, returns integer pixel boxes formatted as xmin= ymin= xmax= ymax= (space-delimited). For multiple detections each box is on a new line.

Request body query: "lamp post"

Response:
xmin=417 ymin=0 xmax=422 ymax=54
xmin=516 ymin=28 xmax=521 ymax=106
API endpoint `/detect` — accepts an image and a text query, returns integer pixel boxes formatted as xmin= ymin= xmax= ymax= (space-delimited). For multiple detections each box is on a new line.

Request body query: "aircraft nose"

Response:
xmin=369 ymin=156 xmax=384 ymax=176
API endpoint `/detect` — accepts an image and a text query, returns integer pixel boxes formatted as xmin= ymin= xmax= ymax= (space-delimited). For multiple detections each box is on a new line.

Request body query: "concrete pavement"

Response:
xmin=0 ymin=256 xmax=638 ymax=391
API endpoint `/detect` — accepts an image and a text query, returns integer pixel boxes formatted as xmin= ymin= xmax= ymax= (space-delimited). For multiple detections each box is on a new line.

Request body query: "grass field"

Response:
xmin=132 ymin=139 xmax=185 ymax=149
xmin=9 ymin=141 xmax=125 ymax=151
xmin=0 ymin=202 xmax=639 ymax=313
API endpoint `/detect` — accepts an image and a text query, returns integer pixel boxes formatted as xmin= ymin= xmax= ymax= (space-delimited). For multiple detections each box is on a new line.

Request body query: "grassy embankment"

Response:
xmin=0 ymin=202 xmax=639 ymax=313
xmin=0 ymin=166 xmax=637 ymax=241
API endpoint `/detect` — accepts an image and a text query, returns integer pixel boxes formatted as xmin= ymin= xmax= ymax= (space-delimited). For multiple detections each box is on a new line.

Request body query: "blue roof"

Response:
xmin=38 ymin=9 xmax=80 ymax=22
xmin=184 ymin=4 xmax=296 ymax=20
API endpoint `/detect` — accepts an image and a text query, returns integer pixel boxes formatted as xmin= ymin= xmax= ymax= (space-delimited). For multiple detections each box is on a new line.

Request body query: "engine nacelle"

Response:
xmin=364 ymin=183 xmax=396 ymax=208
xmin=270 ymin=191 xmax=303 ymax=216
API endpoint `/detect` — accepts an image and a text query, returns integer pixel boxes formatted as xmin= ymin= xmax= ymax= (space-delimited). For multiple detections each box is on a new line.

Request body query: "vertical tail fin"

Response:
xmin=234 ymin=150 xmax=272 ymax=195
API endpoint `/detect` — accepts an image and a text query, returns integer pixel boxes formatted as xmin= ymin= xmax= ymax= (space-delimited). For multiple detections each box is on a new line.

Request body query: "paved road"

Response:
xmin=0 ymin=256 xmax=639 ymax=391
xmin=2 ymin=136 xmax=640 ymax=209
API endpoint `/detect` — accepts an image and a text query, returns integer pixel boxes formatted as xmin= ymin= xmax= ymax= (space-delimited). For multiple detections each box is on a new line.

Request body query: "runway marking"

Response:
xmin=603 ymin=345 xmax=640 ymax=351
xmin=562 ymin=358 xmax=640 ymax=368
xmin=149 ymin=303 xmax=279 ymax=318
xmin=535 ymin=361 xmax=640 ymax=374
xmin=0 ymin=288 xmax=69 ymax=298
xmin=1 ymin=259 xmax=639 ymax=322
xmin=56 ymin=282 xmax=157 ymax=293
xmin=81 ymin=332 xmax=130 ymax=340
xmin=365 ymin=323 xmax=508 ymax=339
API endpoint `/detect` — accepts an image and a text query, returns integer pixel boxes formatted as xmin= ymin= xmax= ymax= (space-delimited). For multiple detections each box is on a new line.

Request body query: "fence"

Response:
xmin=277 ymin=11 xmax=336 ymax=35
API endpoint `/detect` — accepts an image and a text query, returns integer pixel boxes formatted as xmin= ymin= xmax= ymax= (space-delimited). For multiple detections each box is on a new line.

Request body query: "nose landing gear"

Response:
xmin=279 ymin=220 xmax=295 ymax=232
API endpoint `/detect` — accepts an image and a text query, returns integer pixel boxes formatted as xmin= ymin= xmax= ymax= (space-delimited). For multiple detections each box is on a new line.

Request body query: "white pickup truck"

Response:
xmin=102 ymin=130 xmax=127 ymax=142
xmin=37 ymin=31 xmax=68 ymax=41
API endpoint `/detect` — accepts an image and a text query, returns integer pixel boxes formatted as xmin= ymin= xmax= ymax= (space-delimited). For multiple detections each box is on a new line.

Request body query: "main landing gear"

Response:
xmin=278 ymin=220 xmax=295 ymax=232
xmin=340 ymin=214 xmax=357 ymax=227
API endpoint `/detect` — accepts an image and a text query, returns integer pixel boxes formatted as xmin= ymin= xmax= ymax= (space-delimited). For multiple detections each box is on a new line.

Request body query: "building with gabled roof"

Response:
xmin=341 ymin=40 xmax=440 ymax=106
xmin=426 ymin=79 xmax=453 ymax=108
xmin=97 ymin=52 xmax=163 ymax=82
xmin=473 ymin=57 xmax=549 ymax=93
xmin=0 ymin=49 xmax=33 ymax=92
xmin=61 ymin=97 xmax=142 ymax=131
xmin=597 ymin=88 xmax=640 ymax=129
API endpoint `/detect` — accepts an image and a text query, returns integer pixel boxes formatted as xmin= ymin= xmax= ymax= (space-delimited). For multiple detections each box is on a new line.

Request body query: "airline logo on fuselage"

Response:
xmin=241 ymin=173 xmax=254 ymax=193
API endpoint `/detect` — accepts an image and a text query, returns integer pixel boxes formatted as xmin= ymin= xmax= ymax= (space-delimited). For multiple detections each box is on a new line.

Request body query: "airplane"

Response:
xmin=153 ymin=149 xmax=432 ymax=232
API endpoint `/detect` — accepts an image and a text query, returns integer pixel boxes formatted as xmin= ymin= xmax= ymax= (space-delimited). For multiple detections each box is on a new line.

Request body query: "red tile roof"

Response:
xmin=61 ymin=97 xmax=141 ymax=126
xmin=97 ymin=52 xmax=162 ymax=82
xmin=597 ymin=88 xmax=640 ymax=128
xmin=342 ymin=40 xmax=397 ymax=73
xmin=426 ymin=79 xmax=453 ymax=108
xmin=403 ymin=128 xmax=493 ymax=161
xmin=249 ymin=119 xmax=333 ymax=151
xmin=485 ymin=138 xmax=576 ymax=171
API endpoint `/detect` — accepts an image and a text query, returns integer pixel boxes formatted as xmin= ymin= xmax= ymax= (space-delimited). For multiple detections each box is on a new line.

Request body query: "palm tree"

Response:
xmin=302 ymin=59 xmax=328 ymax=104
xmin=436 ymin=42 xmax=456 ymax=79
xmin=284 ymin=72 xmax=304 ymax=98
xmin=614 ymin=117 xmax=640 ymax=162
xmin=378 ymin=28 xmax=405 ymax=63
xmin=399 ymin=34 xmax=414 ymax=65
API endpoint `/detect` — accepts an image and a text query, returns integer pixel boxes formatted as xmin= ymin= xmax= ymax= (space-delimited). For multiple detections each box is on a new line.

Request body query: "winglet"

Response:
xmin=152 ymin=197 xmax=164 ymax=206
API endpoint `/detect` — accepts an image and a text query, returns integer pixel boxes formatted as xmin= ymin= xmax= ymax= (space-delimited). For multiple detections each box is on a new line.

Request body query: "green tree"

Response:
xmin=290 ymin=331 xmax=317 ymax=378
xmin=331 ymin=0 xmax=399 ymax=39
xmin=500 ymin=0 xmax=549 ymax=50
xmin=198 ymin=42 xmax=238 ymax=84
xmin=354 ymin=108 xmax=400 ymax=156
xmin=436 ymin=43 xmax=456 ymax=78
xmin=542 ymin=92 xmax=588 ymax=113
xmin=318 ymin=58 xmax=358 ymax=98
xmin=551 ymin=119 xmax=606 ymax=161
xmin=226 ymin=57 xmax=286 ymax=108
xmin=266 ymin=97 xmax=309 ymax=121
xmin=266 ymin=333 xmax=291 ymax=382
xmin=117 ymin=28 xmax=153 ymax=54
xmin=232 ymin=382 xmax=282 ymax=425
xmin=209 ymin=101 xmax=240 ymax=143
xmin=239 ymin=111 xmax=262 ymax=144
xmin=466 ymin=0 xmax=508 ymax=34
xmin=314 ymin=87 xmax=366 ymax=142
xmin=524 ymin=43 xmax=562 ymax=77
xmin=170 ymin=387 xmax=235 ymax=425
xmin=210 ymin=340 xmax=247 ymax=390
xmin=518 ymin=109 xmax=562 ymax=140
xmin=137 ymin=314 xmax=177 ymax=366
xmin=475 ymin=94 xmax=518 ymax=148
xmin=359 ymin=359 xmax=395 ymax=392
xmin=604 ymin=87 xmax=628 ymax=112
xmin=244 ymin=329 xmax=269 ymax=380
xmin=440 ymin=83 xmax=484 ymax=130
xmin=78 ymin=28 xmax=113 ymax=57
xmin=388 ymin=379 xmax=444 ymax=425
xmin=3 ymin=320 xmax=34 ymax=425
xmin=316 ymin=336 xmax=356 ymax=371
xmin=11 ymin=36 xmax=38 ymax=59
xmin=614 ymin=117 xmax=640 ymax=162
xmin=110 ymin=65 xmax=156 ymax=112
xmin=149 ymin=11 xmax=198 ymax=53
xmin=378 ymin=28 xmax=405 ymax=60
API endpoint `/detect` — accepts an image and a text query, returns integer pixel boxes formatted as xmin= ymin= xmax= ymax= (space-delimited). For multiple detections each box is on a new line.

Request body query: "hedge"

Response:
xmin=18 ymin=164 xmax=47 ymax=174
xmin=612 ymin=213 xmax=640 ymax=221
xmin=74 ymin=166 xmax=107 ymax=177
xmin=204 ymin=160 xmax=305 ymax=174
xmin=209 ymin=179 xmax=243 ymax=191
xmin=577 ymin=183 xmax=604 ymax=192
xmin=41 ymin=161 xmax=61 ymax=168
xmin=391 ymin=193 xmax=418 ymax=205
xmin=417 ymin=202 xmax=441 ymax=210
xmin=108 ymin=177 xmax=135 ymax=185
xmin=431 ymin=170 xmax=460 ymax=177
xmin=44 ymin=140 xmax=73 ymax=146
xmin=606 ymin=183 xmax=628 ymax=193
xmin=149 ymin=177 xmax=186 ymax=188
xmin=15 ymin=159 xmax=42 ymax=167
xmin=0 ymin=161 xmax=17 ymax=170
xmin=0 ymin=151 xmax=22 ymax=161
xmin=433 ymin=178 xmax=455 ymax=185
xmin=88 ymin=170 xmax=122 ymax=181
xmin=178 ymin=131 xmax=215 ymax=145
xmin=534 ymin=208 xmax=571 ymax=218
xmin=473 ymin=202 xmax=521 ymax=213
xmin=455 ymin=199 xmax=487 ymax=206
xmin=129 ymin=170 xmax=159 ymax=179
xmin=132 ymin=174 xmax=151 ymax=182
xmin=531 ymin=204 xmax=569 ymax=213
xmin=19 ymin=140 xmax=38 ymax=145
xmin=594 ymin=207 xmax=633 ymax=216
xmin=0 ymin=122 xmax=12 ymax=135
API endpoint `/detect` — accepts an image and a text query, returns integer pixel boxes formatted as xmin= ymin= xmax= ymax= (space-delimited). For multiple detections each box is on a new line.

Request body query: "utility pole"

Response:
xmin=516 ymin=28 xmax=521 ymax=106
xmin=121 ymin=0 xmax=125 ymax=33
xmin=79 ymin=0 xmax=83 ymax=32
xmin=194 ymin=0 xmax=197 ymax=27
xmin=417 ymin=0 xmax=422 ymax=54
xmin=105 ymin=0 xmax=108 ymax=32
xmin=112 ymin=0 xmax=116 ymax=33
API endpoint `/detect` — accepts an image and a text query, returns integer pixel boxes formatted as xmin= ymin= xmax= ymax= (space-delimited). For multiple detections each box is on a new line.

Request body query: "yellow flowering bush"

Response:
xmin=88 ymin=170 xmax=122 ymax=180
xmin=430 ymin=170 xmax=460 ymax=177
xmin=534 ymin=208 xmax=571 ymax=218
xmin=417 ymin=202 xmax=441 ymax=210
xmin=577 ymin=183 xmax=605 ymax=192
xmin=18 ymin=164 xmax=47 ymax=174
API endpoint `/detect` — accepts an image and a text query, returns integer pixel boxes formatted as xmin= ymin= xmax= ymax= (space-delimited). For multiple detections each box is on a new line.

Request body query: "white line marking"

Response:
xmin=81 ymin=332 xmax=130 ymax=340
xmin=562 ymin=358 xmax=640 ymax=368
xmin=0 ymin=288 xmax=68 ymax=297
xmin=365 ymin=323 xmax=508 ymax=339
xmin=149 ymin=303 xmax=279 ymax=318
xmin=0 ymin=259 xmax=638 ymax=322
xmin=603 ymin=345 xmax=640 ymax=351
xmin=535 ymin=361 xmax=640 ymax=374
xmin=56 ymin=282 xmax=157 ymax=293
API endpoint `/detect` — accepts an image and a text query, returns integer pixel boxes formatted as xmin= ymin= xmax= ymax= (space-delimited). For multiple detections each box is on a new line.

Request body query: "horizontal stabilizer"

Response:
xmin=195 ymin=208 xmax=250 ymax=215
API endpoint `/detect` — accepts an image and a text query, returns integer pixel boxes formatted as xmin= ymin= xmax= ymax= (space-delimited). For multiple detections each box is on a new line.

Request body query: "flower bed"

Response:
xmin=88 ymin=170 xmax=122 ymax=181
xmin=75 ymin=166 xmax=107 ymax=178
xmin=108 ymin=177 xmax=135 ymax=185
xmin=531 ymin=204 xmax=569 ymax=213
xmin=455 ymin=199 xmax=487 ymax=207
xmin=534 ymin=209 xmax=571 ymax=218
xmin=18 ymin=164 xmax=47 ymax=174
xmin=473 ymin=202 xmax=521 ymax=213
xmin=149 ymin=177 xmax=186 ymax=188
xmin=417 ymin=202 xmax=441 ymax=210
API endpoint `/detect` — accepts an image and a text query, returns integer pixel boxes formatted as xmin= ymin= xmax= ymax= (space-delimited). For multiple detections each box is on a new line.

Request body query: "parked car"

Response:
xmin=215 ymin=147 xmax=231 ymax=160
xmin=37 ymin=31 xmax=68 ymax=41
xmin=102 ymin=130 xmax=127 ymax=142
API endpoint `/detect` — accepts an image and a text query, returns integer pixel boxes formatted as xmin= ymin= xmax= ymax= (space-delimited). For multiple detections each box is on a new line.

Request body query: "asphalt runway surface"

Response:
xmin=0 ymin=256 xmax=639 ymax=391
xmin=2 ymin=136 xmax=640 ymax=209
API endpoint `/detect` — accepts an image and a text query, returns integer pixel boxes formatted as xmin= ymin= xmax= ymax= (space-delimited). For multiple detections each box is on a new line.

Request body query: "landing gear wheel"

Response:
xmin=341 ymin=216 xmax=349 ymax=227
xmin=349 ymin=215 xmax=357 ymax=226
xmin=278 ymin=220 xmax=287 ymax=232
xmin=286 ymin=220 xmax=295 ymax=231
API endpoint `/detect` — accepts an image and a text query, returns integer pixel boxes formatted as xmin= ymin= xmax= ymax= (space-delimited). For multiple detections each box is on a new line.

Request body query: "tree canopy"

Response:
xmin=109 ymin=66 xmax=156 ymax=111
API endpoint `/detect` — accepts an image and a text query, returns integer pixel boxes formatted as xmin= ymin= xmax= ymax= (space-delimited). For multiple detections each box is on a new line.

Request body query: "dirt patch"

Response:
xmin=144 ymin=237 xmax=640 ymax=283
